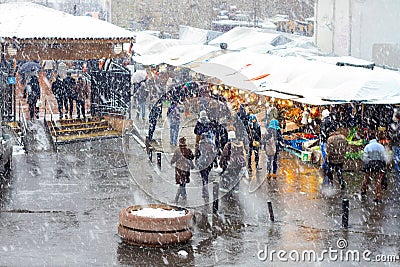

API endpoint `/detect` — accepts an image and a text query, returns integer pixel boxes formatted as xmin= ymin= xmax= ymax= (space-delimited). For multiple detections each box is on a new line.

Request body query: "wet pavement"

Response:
xmin=0 ymin=115 xmax=399 ymax=266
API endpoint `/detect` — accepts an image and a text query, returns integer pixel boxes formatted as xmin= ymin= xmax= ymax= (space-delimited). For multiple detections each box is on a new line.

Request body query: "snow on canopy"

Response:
xmin=132 ymin=44 xmax=220 ymax=66
xmin=189 ymin=51 xmax=400 ymax=104
xmin=208 ymin=27 xmax=292 ymax=51
xmin=130 ymin=32 xmax=186 ymax=56
xmin=0 ymin=2 xmax=135 ymax=40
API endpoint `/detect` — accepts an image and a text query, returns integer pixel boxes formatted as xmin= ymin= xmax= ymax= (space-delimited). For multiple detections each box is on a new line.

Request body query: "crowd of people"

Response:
xmin=19 ymin=60 xmax=89 ymax=120
xmin=166 ymin=101 xmax=288 ymax=204
xmin=129 ymin=71 xmax=399 ymax=205
xmin=51 ymin=72 xmax=89 ymax=120
xmin=164 ymin=98 xmax=399 ymax=204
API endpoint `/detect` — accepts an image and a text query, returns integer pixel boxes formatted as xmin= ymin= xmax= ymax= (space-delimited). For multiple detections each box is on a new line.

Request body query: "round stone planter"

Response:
xmin=118 ymin=204 xmax=194 ymax=246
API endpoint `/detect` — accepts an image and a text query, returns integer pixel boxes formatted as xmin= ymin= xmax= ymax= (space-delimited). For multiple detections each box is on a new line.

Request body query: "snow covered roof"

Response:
xmin=208 ymin=27 xmax=291 ymax=51
xmin=189 ymin=51 xmax=400 ymax=104
xmin=0 ymin=2 xmax=135 ymax=40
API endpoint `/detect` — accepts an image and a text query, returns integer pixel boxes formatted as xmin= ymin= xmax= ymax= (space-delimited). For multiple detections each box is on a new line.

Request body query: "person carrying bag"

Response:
xmin=247 ymin=114 xmax=262 ymax=170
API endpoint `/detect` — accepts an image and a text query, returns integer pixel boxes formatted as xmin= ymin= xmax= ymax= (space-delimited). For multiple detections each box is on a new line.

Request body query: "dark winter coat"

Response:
xmin=389 ymin=121 xmax=400 ymax=147
xmin=170 ymin=145 xmax=194 ymax=184
xmin=167 ymin=103 xmax=182 ymax=124
xmin=135 ymin=82 xmax=148 ymax=103
xmin=219 ymin=140 xmax=246 ymax=174
xmin=326 ymin=132 xmax=347 ymax=164
xmin=194 ymin=117 xmax=213 ymax=137
xmin=26 ymin=76 xmax=41 ymax=104
xmin=74 ymin=79 xmax=89 ymax=101
xmin=63 ymin=76 xmax=77 ymax=99
xmin=149 ymin=99 xmax=162 ymax=123
xmin=236 ymin=106 xmax=249 ymax=129
xmin=51 ymin=77 xmax=64 ymax=99
xmin=320 ymin=116 xmax=336 ymax=143
xmin=195 ymin=138 xmax=216 ymax=171
xmin=214 ymin=123 xmax=228 ymax=151
xmin=248 ymin=121 xmax=261 ymax=148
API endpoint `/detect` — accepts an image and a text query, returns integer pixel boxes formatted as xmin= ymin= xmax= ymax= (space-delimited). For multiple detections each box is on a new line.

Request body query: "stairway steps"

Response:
xmin=54 ymin=125 xmax=112 ymax=135
xmin=54 ymin=130 xmax=120 ymax=144
xmin=45 ymin=116 xmax=121 ymax=145
xmin=51 ymin=120 xmax=109 ymax=130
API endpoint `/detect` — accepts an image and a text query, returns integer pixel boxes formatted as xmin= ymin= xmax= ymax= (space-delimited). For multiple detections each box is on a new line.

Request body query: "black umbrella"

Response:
xmin=18 ymin=61 xmax=41 ymax=74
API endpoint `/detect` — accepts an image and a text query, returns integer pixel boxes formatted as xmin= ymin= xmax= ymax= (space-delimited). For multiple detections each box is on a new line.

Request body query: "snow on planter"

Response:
xmin=118 ymin=204 xmax=194 ymax=246
xmin=131 ymin=208 xmax=186 ymax=218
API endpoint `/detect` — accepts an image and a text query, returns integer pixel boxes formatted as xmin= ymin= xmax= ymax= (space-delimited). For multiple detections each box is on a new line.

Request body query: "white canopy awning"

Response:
xmin=188 ymin=51 xmax=400 ymax=104
xmin=132 ymin=44 xmax=220 ymax=66
xmin=208 ymin=27 xmax=292 ymax=50
xmin=0 ymin=2 xmax=135 ymax=40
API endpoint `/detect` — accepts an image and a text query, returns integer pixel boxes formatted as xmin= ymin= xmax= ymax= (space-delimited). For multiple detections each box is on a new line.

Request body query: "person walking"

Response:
xmin=319 ymin=109 xmax=337 ymax=184
xmin=219 ymin=131 xmax=247 ymax=193
xmin=194 ymin=110 xmax=213 ymax=145
xmin=170 ymin=137 xmax=195 ymax=203
xmin=326 ymin=131 xmax=347 ymax=189
xmin=134 ymin=81 xmax=148 ymax=120
xmin=24 ymin=75 xmax=41 ymax=120
xmin=147 ymin=98 xmax=162 ymax=142
xmin=167 ymin=101 xmax=182 ymax=146
xmin=264 ymin=119 xmax=284 ymax=179
xmin=42 ymin=60 xmax=54 ymax=81
xmin=360 ymin=137 xmax=387 ymax=203
xmin=74 ymin=77 xmax=89 ymax=119
xmin=195 ymin=132 xmax=217 ymax=200
xmin=247 ymin=114 xmax=262 ymax=171
xmin=51 ymin=75 xmax=65 ymax=119
xmin=214 ymin=119 xmax=229 ymax=158
xmin=63 ymin=72 xmax=76 ymax=119
xmin=264 ymin=102 xmax=278 ymax=128
xmin=389 ymin=112 xmax=400 ymax=181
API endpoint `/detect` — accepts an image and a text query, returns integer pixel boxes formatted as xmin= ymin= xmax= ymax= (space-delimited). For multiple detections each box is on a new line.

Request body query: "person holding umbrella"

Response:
xmin=24 ymin=75 xmax=41 ymax=120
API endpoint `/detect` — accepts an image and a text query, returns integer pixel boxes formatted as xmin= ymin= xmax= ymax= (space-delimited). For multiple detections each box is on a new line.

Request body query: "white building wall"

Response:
xmin=333 ymin=1 xmax=350 ymax=56
xmin=315 ymin=0 xmax=334 ymax=54
xmin=316 ymin=0 xmax=400 ymax=66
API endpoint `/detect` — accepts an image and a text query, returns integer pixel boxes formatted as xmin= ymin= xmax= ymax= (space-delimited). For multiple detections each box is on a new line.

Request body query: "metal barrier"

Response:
xmin=18 ymin=100 xmax=28 ymax=150
xmin=91 ymin=103 xmax=128 ymax=117
xmin=42 ymin=98 xmax=58 ymax=152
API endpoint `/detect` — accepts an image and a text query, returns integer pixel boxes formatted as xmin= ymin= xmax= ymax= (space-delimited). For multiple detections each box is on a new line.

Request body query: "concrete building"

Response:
xmin=315 ymin=0 xmax=400 ymax=68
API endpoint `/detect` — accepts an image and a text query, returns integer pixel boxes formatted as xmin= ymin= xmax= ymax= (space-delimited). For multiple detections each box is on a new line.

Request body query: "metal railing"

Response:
xmin=91 ymin=103 xmax=128 ymax=117
xmin=43 ymin=98 xmax=58 ymax=152
xmin=18 ymin=100 xmax=28 ymax=150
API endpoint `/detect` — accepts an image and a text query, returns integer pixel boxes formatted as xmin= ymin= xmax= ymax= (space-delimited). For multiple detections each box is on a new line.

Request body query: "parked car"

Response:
xmin=0 ymin=132 xmax=12 ymax=176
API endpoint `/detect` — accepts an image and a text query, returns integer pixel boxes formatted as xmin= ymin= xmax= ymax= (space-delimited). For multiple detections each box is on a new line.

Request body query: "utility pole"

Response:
xmin=253 ymin=0 xmax=259 ymax=27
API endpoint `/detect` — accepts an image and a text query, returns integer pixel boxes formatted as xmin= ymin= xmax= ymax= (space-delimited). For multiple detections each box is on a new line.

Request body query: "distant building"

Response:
xmin=315 ymin=0 xmax=400 ymax=68
xmin=107 ymin=0 xmax=315 ymax=36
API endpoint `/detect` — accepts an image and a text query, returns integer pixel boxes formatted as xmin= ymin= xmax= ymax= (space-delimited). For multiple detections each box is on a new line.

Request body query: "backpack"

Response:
xmin=265 ymin=135 xmax=276 ymax=156
xmin=228 ymin=142 xmax=246 ymax=169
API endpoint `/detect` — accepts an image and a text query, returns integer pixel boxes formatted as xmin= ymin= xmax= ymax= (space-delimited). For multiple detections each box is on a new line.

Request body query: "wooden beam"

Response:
xmin=2 ymin=37 xmax=135 ymax=60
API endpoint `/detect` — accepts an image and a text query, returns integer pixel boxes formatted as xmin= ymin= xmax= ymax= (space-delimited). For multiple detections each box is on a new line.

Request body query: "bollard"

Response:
xmin=156 ymin=152 xmax=162 ymax=169
xmin=125 ymin=129 xmax=130 ymax=149
xmin=149 ymin=147 xmax=153 ymax=162
xmin=212 ymin=181 xmax=219 ymax=214
xmin=267 ymin=201 xmax=275 ymax=222
xmin=342 ymin=199 xmax=349 ymax=228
